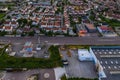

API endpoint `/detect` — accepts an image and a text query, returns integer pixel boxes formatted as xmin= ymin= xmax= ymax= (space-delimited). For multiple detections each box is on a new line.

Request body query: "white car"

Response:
xmin=36 ymin=45 xmax=41 ymax=50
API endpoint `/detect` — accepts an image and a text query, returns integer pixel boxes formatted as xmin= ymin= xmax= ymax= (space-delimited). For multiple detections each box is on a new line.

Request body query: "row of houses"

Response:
xmin=64 ymin=6 xmax=70 ymax=28
xmin=0 ymin=21 xmax=18 ymax=32
xmin=0 ymin=1 xmax=69 ymax=34
xmin=76 ymin=23 xmax=118 ymax=37
xmin=40 ymin=6 xmax=68 ymax=33
xmin=68 ymin=0 xmax=91 ymax=16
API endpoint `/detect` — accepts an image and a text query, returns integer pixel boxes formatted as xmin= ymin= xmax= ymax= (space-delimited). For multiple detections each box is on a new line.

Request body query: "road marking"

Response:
xmin=98 ymin=39 xmax=115 ymax=41
xmin=13 ymin=43 xmax=21 ymax=45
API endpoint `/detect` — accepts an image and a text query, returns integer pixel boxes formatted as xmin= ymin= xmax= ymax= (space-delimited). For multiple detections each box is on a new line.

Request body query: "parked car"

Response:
xmin=62 ymin=59 xmax=69 ymax=65
xmin=36 ymin=44 xmax=41 ymax=50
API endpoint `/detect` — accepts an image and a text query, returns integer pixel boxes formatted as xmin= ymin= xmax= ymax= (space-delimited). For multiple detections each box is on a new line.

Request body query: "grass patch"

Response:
xmin=0 ymin=3 xmax=15 ymax=7
xmin=61 ymin=75 xmax=98 ymax=80
xmin=0 ymin=45 xmax=63 ymax=69
xmin=66 ymin=45 xmax=89 ymax=50
xmin=99 ymin=15 xmax=120 ymax=27
xmin=0 ymin=13 xmax=5 ymax=20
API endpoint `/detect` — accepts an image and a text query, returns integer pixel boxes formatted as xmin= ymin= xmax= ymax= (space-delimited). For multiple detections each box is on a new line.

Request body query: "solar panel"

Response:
xmin=114 ymin=52 xmax=116 ymax=54
xmin=106 ymin=49 xmax=108 ymax=51
xmin=103 ymin=66 xmax=106 ymax=69
xmin=114 ymin=66 xmax=117 ymax=69
xmin=111 ymin=49 xmax=113 ymax=51
xmin=105 ymin=61 xmax=108 ymax=64
xmin=109 ymin=52 xmax=112 ymax=54
xmin=116 ymin=49 xmax=119 ymax=51
xmin=104 ymin=52 xmax=106 ymax=54
xmin=111 ymin=61 xmax=113 ymax=64
xmin=97 ymin=49 xmax=99 ymax=51
xmin=119 ymin=66 xmax=120 ymax=68
xmin=108 ymin=66 xmax=111 ymax=69
xmin=116 ymin=61 xmax=118 ymax=64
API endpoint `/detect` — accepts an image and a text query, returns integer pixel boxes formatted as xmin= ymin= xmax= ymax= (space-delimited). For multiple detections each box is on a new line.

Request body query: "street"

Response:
xmin=0 ymin=36 xmax=120 ymax=45
xmin=3 ymin=69 xmax=55 ymax=80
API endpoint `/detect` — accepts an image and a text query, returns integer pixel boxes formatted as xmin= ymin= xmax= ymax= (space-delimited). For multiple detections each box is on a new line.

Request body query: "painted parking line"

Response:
xmin=98 ymin=39 xmax=115 ymax=41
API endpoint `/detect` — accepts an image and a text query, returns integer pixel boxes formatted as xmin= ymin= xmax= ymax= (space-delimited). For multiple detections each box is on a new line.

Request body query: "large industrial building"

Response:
xmin=90 ymin=46 xmax=120 ymax=80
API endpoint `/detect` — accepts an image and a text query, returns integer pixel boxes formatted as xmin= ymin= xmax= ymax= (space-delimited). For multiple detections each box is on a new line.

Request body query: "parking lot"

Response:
xmin=10 ymin=42 xmax=50 ymax=58
xmin=3 ymin=69 xmax=55 ymax=80
xmin=60 ymin=49 xmax=97 ymax=78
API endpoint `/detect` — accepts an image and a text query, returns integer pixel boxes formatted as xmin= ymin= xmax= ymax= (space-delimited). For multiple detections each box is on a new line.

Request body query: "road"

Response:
xmin=3 ymin=69 xmax=55 ymax=80
xmin=0 ymin=36 xmax=120 ymax=45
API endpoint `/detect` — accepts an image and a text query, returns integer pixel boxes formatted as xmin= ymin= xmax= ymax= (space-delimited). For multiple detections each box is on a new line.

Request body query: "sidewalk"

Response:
xmin=54 ymin=67 xmax=66 ymax=80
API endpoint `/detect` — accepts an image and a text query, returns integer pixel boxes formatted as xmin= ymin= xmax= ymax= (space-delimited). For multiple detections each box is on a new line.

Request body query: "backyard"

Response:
xmin=99 ymin=14 xmax=120 ymax=27
xmin=0 ymin=13 xmax=5 ymax=20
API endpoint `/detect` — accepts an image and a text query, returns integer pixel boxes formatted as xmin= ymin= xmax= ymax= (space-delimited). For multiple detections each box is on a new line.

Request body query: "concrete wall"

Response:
xmin=0 ymin=0 xmax=12 ymax=2
xmin=89 ymin=47 xmax=106 ymax=79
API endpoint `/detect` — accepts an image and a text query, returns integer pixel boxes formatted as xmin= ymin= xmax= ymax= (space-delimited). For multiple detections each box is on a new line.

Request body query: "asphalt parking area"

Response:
xmin=11 ymin=42 xmax=50 ymax=58
xmin=60 ymin=50 xmax=97 ymax=78
xmin=3 ymin=69 xmax=55 ymax=80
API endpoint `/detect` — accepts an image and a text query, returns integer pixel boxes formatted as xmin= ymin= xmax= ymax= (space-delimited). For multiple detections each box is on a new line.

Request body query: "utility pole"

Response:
xmin=38 ymin=37 xmax=40 ymax=44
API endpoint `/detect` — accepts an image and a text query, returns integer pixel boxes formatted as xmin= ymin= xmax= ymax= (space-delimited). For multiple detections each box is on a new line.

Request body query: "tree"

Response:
xmin=45 ymin=31 xmax=54 ymax=36
xmin=28 ymin=31 xmax=35 ymax=36
xmin=0 ymin=31 xmax=7 ymax=36
xmin=7 ymin=16 xmax=11 ymax=19
xmin=23 ymin=19 xmax=28 ymax=24
xmin=17 ymin=19 xmax=23 ymax=26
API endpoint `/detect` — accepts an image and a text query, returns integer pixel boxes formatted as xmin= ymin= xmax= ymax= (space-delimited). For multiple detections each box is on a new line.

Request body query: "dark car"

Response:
xmin=62 ymin=59 xmax=69 ymax=65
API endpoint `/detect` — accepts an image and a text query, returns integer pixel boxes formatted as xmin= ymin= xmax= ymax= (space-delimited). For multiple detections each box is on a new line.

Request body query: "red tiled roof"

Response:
xmin=0 ymin=26 xmax=3 ymax=28
xmin=61 ymin=27 xmax=67 ymax=30
xmin=4 ymin=21 xmax=10 ymax=24
xmin=4 ymin=26 xmax=12 ymax=30
xmin=100 ymin=26 xmax=113 ymax=31
xmin=11 ymin=21 xmax=17 ymax=24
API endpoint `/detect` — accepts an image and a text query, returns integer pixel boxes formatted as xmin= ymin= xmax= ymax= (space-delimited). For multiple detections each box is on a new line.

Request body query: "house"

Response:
xmin=44 ymin=27 xmax=51 ymax=32
xmin=4 ymin=21 xmax=11 ymax=26
xmin=11 ymin=21 xmax=18 ymax=28
xmin=4 ymin=26 xmax=13 ymax=32
xmin=53 ymin=28 xmax=59 ymax=33
xmin=61 ymin=27 xmax=67 ymax=33
xmin=84 ymin=23 xmax=97 ymax=33
xmin=78 ymin=49 xmax=93 ymax=61
xmin=76 ymin=24 xmax=87 ymax=36
xmin=0 ymin=26 xmax=5 ymax=31
xmin=115 ymin=27 xmax=120 ymax=35
xmin=41 ymin=22 xmax=47 ymax=28
xmin=23 ymin=28 xmax=32 ymax=33
xmin=54 ymin=21 xmax=61 ymax=27
xmin=97 ymin=26 xmax=118 ymax=37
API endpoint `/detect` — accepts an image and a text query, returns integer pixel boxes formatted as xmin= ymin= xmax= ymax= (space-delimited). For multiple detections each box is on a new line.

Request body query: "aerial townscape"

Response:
xmin=0 ymin=0 xmax=120 ymax=80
